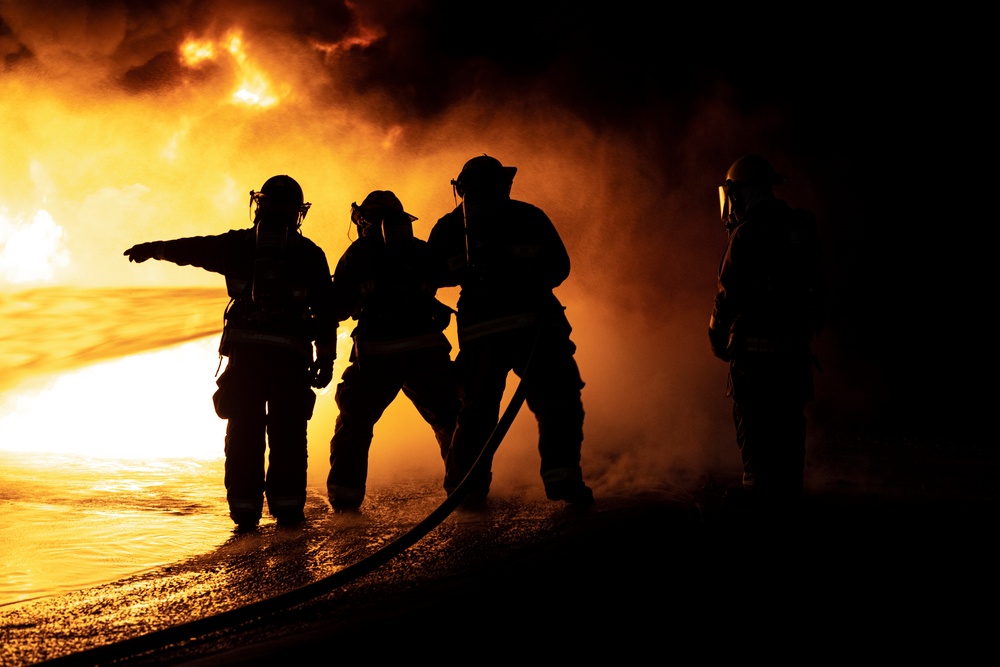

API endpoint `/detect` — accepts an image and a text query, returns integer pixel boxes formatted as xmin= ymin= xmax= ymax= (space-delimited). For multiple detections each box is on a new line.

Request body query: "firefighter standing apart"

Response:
xmin=427 ymin=155 xmax=593 ymax=506
xmin=709 ymin=155 xmax=826 ymax=514
xmin=124 ymin=175 xmax=336 ymax=531
xmin=326 ymin=190 xmax=459 ymax=511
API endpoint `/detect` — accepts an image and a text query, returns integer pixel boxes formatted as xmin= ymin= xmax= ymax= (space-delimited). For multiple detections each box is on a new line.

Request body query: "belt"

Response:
xmin=357 ymin=332 xmax=449 ymax=355
xmin=224 ymin=329 xmax=312 ymax=356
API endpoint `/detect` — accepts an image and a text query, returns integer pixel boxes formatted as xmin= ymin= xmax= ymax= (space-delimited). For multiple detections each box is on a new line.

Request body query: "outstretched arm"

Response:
xmin=123 ymin=232 xmax=236 ymax=274
xmin=123 ymin=242 xmax=163 ymax=263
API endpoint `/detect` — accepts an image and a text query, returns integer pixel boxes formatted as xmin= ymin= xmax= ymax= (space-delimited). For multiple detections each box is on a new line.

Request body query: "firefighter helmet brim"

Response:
xmin=724 ymin=154 xmax=786 ymax=188
xmin=451 ymin=155 xmax=517 ymax=198
xmin=351 ymin=190 xmax=417 ymax=225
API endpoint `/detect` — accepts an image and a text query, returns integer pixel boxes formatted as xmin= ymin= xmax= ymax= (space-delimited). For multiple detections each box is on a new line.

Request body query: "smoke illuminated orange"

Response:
xmin=178 ymin=29 xmax=285 ymax=108
xmin=0 ymin=5 xmax=733 ymax=491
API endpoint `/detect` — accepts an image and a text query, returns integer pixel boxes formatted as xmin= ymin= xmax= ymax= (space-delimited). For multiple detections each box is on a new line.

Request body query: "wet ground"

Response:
xmin=2 ymin=428 xmax=998 ymax=666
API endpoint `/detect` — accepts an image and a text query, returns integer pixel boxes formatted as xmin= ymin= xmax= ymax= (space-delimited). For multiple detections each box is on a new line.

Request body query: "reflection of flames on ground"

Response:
xmin=0 ymin=288 xmax=229 ymax=459
xmin=0 ymin=287 xmax=351 ymax=467
xmin=0 ymin=287 xmax=226 ymax=394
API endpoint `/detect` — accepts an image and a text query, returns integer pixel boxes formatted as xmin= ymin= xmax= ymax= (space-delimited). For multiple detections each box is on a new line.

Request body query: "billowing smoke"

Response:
xmin=1 ymin=1 xmax=977 ymax=495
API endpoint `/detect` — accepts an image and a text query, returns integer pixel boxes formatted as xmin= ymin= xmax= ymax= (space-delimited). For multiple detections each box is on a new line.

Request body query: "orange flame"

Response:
xmin=180 ymin=39 xmax=215 ymax=67
xmin=179 ymin=29 xmax=284 ymax=108
xmin=310 ymin=32 xmax=379 ymax=61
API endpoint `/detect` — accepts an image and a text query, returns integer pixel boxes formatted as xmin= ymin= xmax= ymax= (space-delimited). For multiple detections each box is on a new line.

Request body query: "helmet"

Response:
xmin=719 ymin=155 xmax=784 ymax=230
xmin=724 ymin=154 xmax=786 ymax=188
xmin=352 ymin=190 xmax=417 ymax=224
xmin=350 ymin=190 xmax=416 ymax=240
xmin=250 ymin=175 xmax=311 ymax=228
xmin=451 ymin=155 xmax=517 ymax=198
xmin=260 ymin=175 xmax=304 ymax=207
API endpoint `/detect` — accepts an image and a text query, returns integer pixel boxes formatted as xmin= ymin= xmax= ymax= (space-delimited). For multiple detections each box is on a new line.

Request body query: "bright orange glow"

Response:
xmin=225 ymin=33 xmax=245 ymax=59
xmin=310 ymin=31 xmax=380 ymax=60
xmin=178 ymin=29 xmax=285 ymax=108
xmin=232 ymin=77 xmax=277 ymax=108
xmin=180 ymin=39 xmax=215 ymax=67
xmin=0 ymin=10 xmax=733 ymax=494
xmin=0 ymin=338 xmax=226 ymax=460
xmin=224 ymin=30 xmax=280 ymax=107
xmin=0 ymin=209 xmax=69 ymax=285
xmin=381 ymin=125 xmax=404 ymax=150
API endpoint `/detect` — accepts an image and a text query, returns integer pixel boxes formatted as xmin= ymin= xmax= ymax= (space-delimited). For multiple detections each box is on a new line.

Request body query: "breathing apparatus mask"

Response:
xmin=719 ymin=179 xmax=743 ymax=233
xmin=248 ymin=175 xmax=311 ymax=317
xmin=718 ymin=154 xmax=785 ymax=232
xmin=350 ymin=190 xmax=417 ymax=244
xmin=450 ymin=155 xmax=516 ymax=271
xmin=249 ymin=175 xmax=311 ymax=232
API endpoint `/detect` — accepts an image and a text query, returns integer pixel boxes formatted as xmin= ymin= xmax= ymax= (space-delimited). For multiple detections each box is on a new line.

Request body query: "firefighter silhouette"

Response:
xmin=427 ymin=155 xmax=593 ymax=506
xmin=124 ymin=175 xmax=336 ymax=530
xmin=709 ymin=155 xmax=826 ymax=513
xmin=326 ymin=190 xmax=459 ymax=511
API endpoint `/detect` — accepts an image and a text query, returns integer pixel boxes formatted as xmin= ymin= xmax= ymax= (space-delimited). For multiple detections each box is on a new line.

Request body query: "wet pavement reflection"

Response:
xmin=3 ymin=480 xmax=683 ymax=666
xmin=3 ymin=448 xmax=997 ymax=666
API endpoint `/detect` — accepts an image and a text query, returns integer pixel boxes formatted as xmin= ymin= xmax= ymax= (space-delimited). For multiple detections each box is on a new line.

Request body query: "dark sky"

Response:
xmin=1 ymin=0 xmax=986 ymax=442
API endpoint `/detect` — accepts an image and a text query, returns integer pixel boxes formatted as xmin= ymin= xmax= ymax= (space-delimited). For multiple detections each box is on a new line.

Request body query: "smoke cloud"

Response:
xmin=0 ymin=1 xmax=983 ymax=493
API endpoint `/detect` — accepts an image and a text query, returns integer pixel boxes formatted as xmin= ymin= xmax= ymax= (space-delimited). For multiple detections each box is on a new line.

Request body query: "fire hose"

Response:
xmin=39 ymin=326 xmax=542 ymax=667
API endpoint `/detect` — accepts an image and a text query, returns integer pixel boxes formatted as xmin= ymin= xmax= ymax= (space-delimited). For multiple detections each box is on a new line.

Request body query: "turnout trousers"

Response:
xmin=214 ymin=344 xmax=316 ymax=526
xmin=327 ymin=344 xmax=459 ymax=509
xmin=729 ymin=347 xmax=813 ymax=504
xmin=444 ymin=322 xmax=586 ymax=500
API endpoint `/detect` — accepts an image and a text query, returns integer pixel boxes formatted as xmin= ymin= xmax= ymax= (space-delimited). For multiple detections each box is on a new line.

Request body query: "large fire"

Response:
xmin=180 ymin=30 xmax=285 ymax=108
xmin=0 ymin=2 xmax=729 ymax=486
xmin=0 ymin=16 xmax=464 ymax=472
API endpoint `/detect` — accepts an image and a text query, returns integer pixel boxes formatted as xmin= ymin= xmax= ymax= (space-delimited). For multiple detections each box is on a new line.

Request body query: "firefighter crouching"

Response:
xmin=427 ymin=155 xmax=593 ymax=506
xmin=326 ymin=190 xmax=459 ymax=511
xmin=709 ymin=155 xmax=826 ymax=515
xmin=124 ymin=175 xmax=336 ymax=531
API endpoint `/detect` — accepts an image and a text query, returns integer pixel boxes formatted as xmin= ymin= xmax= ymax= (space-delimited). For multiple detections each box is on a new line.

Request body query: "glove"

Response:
xmin=310 ymin=356 xmax=334 ymax=389
xmin=124 ymin=242 xmax=162 ymax=263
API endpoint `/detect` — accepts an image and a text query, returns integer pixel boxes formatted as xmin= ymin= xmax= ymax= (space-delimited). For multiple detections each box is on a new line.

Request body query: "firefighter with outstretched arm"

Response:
xmin=124 ymin=175 xmax=335 ymax=530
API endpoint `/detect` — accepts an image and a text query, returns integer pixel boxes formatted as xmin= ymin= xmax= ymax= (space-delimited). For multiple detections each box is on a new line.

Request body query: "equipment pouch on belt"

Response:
xmin=212 ymin=366 xmax=240 ymax=419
